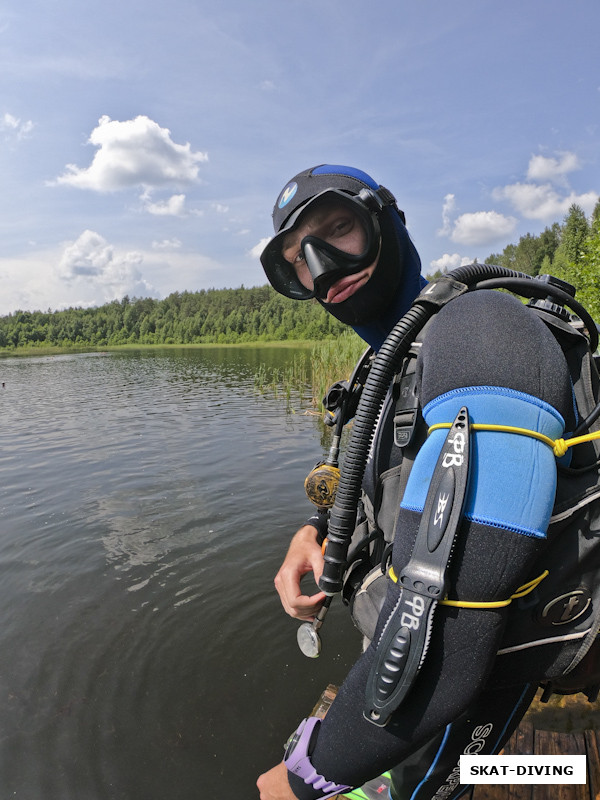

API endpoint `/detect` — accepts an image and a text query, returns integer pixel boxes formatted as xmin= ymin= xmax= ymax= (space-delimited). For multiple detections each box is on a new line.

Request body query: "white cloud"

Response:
xmin=436 ymin=193 xmax=516 ymax=247
xmin=143 ymin=193 xmax=187 ymax=216
xmin=437 ymin=193 xmax=455 ymax=236
xmin=58 ymin=230 xmax=156 ymax=301
xmin=0 ymin=237 xmax=256 ymax=316
xmin=450 ymin=211 xmax=518 ymax=246
xmin=212 ymin=202 xmax=229 ymax=214
xmin=1 ymin=112 xmax=34 ymax=139
xmin=248 ymin=237 xmax=270 ymax=260
xmin=493 ymin=182 xmax=598 ymax=220
xmin=0 ymin=239 xmax=154 ymax=315
xmin=53 ymin=115 xmax=208 ymax=192
xmin=59 ymin=230 xmax=113 ymax=278
xmin=0 ymin=251 xmax=59 ymax=314
xmin=491 ymin=149 xmax=598 ymax=221
xmin=526 ymin=152 xmax=580 ymax=185
xmin=152 ymin=238 xmax=182 ymax=251
xmin=429 ymin=253 xmax=473 ymax=272
xmin=438 ymin=151 xmax=597 ymax=251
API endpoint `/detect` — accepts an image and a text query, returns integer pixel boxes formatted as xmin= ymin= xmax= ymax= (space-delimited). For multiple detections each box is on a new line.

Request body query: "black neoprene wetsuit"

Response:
xmin=288 ymin=289 xmax=574 ymax=800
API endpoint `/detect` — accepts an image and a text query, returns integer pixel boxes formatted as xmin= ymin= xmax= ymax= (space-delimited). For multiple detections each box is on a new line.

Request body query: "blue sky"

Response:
xmin=1 ymin=0 xmax=599 ymax=315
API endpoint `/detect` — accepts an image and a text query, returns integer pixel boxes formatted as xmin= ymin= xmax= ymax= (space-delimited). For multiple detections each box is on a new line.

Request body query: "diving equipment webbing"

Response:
xmin=364 ymin=407 xmax=471 ymax=727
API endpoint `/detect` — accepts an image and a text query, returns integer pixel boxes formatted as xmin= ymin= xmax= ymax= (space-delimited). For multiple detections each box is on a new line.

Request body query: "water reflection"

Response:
xmin=0 ymin=347 xmax=360 ymax=799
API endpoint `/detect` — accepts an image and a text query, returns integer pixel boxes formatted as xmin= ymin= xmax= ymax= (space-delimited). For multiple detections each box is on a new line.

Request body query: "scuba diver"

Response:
xmin=256 ymin=165 xmax=600 ymax=800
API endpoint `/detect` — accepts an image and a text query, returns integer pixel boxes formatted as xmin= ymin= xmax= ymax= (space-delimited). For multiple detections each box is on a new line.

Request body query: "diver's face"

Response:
xmin=281 ymin=200 xmax=378 ymax=303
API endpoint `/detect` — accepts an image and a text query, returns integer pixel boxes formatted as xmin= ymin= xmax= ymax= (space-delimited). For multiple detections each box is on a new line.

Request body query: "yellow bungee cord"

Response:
xmin=427 ymin=422 xmax=600 ymax=459
xmin=388 ymin=566 xmax=549 ymax=609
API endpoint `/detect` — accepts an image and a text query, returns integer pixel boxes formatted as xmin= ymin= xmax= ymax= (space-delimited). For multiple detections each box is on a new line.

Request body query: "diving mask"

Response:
xmin=260 ymin=187 xmax=397 ymax=301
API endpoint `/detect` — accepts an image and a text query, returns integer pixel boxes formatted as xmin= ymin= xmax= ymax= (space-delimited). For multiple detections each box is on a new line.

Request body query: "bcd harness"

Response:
xmin=315 ymin=269 xmax=600 ymax=727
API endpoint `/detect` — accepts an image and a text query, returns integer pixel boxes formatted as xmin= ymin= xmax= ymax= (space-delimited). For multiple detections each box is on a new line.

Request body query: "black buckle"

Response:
xmin=393 ymin=358 xmax=420 ymax=448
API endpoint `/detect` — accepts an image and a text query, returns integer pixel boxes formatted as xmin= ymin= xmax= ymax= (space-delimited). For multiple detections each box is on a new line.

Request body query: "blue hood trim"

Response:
xmin=311 ymin=164 xmax=380 ymax=190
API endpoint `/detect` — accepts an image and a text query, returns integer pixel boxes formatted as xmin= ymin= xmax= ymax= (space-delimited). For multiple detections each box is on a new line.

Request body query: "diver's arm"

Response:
xmin=284 ymin=484 xmax=556 ymax=798
xmin=274 ymin=525 xmax=327 ymax=621
xmin=286 ymin=291 xmax=574 ymax=798
xmin=287 ymin=526 xmax=535 ymax=797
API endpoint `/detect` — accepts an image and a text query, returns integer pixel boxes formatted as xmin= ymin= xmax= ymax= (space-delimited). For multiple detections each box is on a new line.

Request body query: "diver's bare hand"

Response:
xmin=274 ymin=525 xmax=327 ymax=621
xmin=257 ymin=761 xmax=298 ymax=800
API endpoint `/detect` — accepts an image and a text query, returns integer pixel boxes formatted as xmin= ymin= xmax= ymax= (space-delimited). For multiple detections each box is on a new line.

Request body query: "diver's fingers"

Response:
xmin=274 ymin=526 xmax=325 ymax=619
xmin=284 ymin=590 xmax=327 ymax=622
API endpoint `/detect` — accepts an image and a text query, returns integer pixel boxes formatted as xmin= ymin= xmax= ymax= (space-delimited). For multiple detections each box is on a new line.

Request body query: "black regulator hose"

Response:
xmin=318 ymin=263 xmax=578 ymax=595
xmin=319 ymin=301 xmax=436 ymax=595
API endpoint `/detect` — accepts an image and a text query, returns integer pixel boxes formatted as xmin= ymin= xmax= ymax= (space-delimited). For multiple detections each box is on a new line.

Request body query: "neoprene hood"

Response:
xmin=261 ymin=164 xmax=426 ymax=348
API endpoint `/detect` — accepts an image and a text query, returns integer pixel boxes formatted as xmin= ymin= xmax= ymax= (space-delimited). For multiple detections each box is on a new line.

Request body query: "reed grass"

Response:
xmin=254 ymin=331 xmax=367 ymax=410
xmin=309 ymin=331 xmax=368 ymax=407
xmin=253 ymin=353 xmax=310 ymax=409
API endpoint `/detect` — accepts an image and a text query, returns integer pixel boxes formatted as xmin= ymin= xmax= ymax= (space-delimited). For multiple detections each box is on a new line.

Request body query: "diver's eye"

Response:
xmin=327 ymin=216 xmax=353 ymax=240
xmin=334 ymin=218 xmax=353 ymax=235
xmin=282 ymin=244 xmax=304 ymax=266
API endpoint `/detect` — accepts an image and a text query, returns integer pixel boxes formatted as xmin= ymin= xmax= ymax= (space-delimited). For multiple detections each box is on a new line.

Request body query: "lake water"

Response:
xmin=0 ymin=347 xmax=360 ymax=799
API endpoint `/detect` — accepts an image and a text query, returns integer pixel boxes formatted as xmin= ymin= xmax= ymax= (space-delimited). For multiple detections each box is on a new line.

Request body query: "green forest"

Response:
xmin=1 ymin=200 xmax=599 ymax=352
xmin=0 ymin=285 xmax=347 ymax=350
xmin=485 ymin=199 xmax=600 ymax=319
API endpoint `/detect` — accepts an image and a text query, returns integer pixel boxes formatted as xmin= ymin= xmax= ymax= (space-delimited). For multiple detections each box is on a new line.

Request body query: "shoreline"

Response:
xmin=0 ymin=339 xmax=319 ymax=359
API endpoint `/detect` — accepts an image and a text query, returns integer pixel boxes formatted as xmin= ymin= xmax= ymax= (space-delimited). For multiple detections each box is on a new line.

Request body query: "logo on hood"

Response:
xmin=278 ymin=182 xmax=298 ymax=209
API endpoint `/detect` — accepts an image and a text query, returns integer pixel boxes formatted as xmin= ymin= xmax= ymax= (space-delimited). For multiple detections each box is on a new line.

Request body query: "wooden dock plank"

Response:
xmin=472 ymin=711 xmax=597 ymax=800
xmin=504 ymin=719 xmax=535 ymax=800
xmin=532 ymin=730 xmax=587 ymax=800
xmin=471 ymin=771 xmax=535 ymax=799
xmin=584 ymin=730 xmax=600 ymax=800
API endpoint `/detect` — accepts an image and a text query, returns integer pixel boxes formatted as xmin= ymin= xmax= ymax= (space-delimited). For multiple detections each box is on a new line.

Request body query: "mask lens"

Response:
xmin=287 ymin=199 xmax=370 ymax=260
